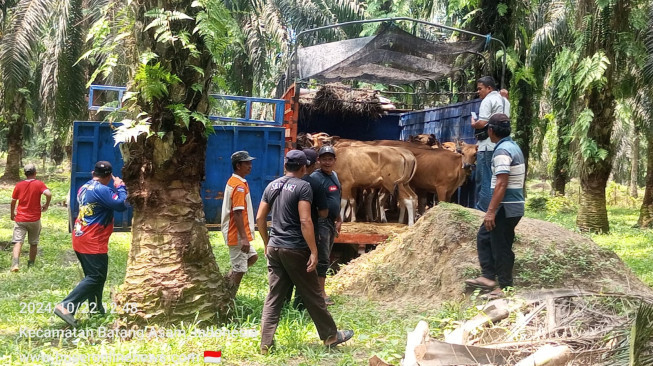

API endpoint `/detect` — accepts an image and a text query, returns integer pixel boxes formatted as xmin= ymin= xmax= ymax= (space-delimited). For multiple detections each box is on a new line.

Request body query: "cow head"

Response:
xmin=441 ymin=142 xmax=457 ymax=152
xmin=297 ymin=132 xmax=314 ymax=149
xmin=459 ymin=142 xmax=478 ymax=170
xmin=409 ymin=134 xmax=439 ymax=147
xmin=311 ymin=132 xmax=333 ymax=148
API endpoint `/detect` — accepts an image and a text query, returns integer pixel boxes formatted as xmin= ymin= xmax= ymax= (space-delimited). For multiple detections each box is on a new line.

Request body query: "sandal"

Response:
xmin=464 ymin=277 xmax=497 ymax=290
xmin=325 ymin=329 xmax=354 ymax=348
xmin=324 ymin=296 xmax=335 ymax=306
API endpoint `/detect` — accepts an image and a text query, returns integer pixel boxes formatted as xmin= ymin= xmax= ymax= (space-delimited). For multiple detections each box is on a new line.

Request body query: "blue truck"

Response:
xmin=71 ymin=85 xmax=479 ymax=235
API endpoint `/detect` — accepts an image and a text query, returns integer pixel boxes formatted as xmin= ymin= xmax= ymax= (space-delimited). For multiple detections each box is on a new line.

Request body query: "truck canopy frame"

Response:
xmin=292 ymin=17 xmax=507 ymax=89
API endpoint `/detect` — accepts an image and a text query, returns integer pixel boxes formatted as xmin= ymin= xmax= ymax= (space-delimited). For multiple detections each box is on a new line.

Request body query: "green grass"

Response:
xmin=525 ymin=200 xmax=653 ymax=287
xmin=0 ymin=175 xmax=444 ymax=365
xmin=1 ymin=175 xmax=652 ymax=365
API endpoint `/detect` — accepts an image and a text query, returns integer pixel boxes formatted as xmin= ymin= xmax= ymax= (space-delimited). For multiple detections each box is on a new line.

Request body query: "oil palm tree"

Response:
xmin=0 ymin=0 xmax=87 ymax=181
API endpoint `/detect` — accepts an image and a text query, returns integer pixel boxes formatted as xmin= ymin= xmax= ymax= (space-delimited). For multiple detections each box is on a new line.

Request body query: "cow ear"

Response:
xmin=331 ymin=136 xmax=341 ymax=144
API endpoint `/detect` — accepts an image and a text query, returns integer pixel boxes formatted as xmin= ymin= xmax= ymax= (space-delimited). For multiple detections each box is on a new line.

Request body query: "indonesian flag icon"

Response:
xmin=204 ymin=350 xmax=222 ymax=363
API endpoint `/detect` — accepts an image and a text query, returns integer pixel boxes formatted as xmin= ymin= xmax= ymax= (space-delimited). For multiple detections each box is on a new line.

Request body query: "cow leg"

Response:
xmin=417 ymin=192 xmax=427 ymax=214
xmin=398 ymin=200 xmax=406 ymax=224
xmin=399 ymin=185 xmax=417 ymax=226
xmin=378 ymin=191 xmax=388 ymax=223
xmin=364 ymin=189 xmax=375 ymax=222
xmin=436 ymin=187 xmax=448 ymax=204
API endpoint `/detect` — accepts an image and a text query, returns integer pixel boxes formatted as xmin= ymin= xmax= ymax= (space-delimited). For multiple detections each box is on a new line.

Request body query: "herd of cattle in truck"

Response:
xmin=296 ymin=132 xmax=478 ymax=226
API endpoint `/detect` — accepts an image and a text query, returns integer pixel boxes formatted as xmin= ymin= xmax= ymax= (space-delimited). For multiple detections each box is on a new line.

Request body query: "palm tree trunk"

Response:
xmin=576 ymin=88 xmax=614 ymax=233
xmin=637 ymin=131 xmax=653 ymax=228
xmin=114 ymin=0 xmax=231 ymax=325
xmin=116 ymin=135 xmax=230 ymax=324
xmin=552 ymin=118 xmax=572 ymax=195
xmin=1 ymin=93 xmax=27 ymax=182
xmin=513 ymin=80 xmax=533 ymax=192
xmin=630 ymin=132 xmax=639 ymax=198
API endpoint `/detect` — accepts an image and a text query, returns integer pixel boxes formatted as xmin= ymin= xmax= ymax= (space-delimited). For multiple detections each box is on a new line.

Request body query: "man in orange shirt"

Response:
xmin=221 ymin=151 xmax=259 ymax=294
xmin=10 ymin=163 xmax=51 ymax=272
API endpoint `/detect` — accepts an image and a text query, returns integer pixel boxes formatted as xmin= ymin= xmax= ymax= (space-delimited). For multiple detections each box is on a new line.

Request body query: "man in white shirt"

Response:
xmin=471 ymin=76 xmax=510 ymax=212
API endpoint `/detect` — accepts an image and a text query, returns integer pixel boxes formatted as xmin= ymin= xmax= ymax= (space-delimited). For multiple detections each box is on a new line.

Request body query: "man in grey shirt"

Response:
xmin=471 ymin=76 xmax=511 ymax=212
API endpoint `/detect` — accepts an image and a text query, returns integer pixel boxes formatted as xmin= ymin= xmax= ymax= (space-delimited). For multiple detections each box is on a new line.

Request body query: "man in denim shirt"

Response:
xmin=471 ymin=76 xmax=511 ymax=212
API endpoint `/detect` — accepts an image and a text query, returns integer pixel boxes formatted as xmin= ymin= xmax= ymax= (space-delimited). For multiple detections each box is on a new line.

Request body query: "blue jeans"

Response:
xmin=475 ymin=150 xmax=493 ymax=212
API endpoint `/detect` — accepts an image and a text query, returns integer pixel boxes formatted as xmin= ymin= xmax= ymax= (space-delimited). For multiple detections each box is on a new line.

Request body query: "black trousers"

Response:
xmin=476 ymin=208 xmax=521 ymax=289
xmin=316 ymin=218 xmax=336 ymax=278
xmin=261 ymin=247 xmax=337 ymax=348
xmin=61 ymin=252 xmax=108 ymax=315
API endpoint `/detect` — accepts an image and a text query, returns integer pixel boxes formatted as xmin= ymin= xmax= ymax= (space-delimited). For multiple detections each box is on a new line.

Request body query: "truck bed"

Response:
xmin=336 ymin=222 xmax=407 ymax=245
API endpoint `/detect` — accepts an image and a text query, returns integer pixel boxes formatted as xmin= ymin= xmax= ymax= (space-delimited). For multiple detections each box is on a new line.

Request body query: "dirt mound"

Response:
xmin=333 ymin=203 xmax=653 ymax=304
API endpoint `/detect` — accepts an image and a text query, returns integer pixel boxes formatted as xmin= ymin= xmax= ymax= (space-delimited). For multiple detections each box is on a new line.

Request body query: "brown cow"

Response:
xmin=334 ymin=145 xmax=418 ymax=225
xmin=335 ymin=139 xmax=477 ymax=213
xmin=408 ymin=134 xmax=443 ymax=149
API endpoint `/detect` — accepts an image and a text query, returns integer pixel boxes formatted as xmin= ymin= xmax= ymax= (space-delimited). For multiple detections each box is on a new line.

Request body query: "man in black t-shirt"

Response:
xmin=256 ymin=150 xmax=353 ymax=354
xmin=310 ymin=145 xmax=343 ymax=305
xmin=286 ymin=148 xmax=328 ymax=308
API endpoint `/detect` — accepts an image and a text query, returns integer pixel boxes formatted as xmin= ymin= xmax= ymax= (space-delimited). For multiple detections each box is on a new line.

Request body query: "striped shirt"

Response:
xmin=490 ymin=137 xmax=525 ymax=217
xmin=221 ymin=174 xmax=255 ymax=246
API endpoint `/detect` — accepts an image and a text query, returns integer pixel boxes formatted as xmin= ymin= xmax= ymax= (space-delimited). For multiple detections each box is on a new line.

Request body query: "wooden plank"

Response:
xmin=335 ymin=232 xmax=389 ymax=245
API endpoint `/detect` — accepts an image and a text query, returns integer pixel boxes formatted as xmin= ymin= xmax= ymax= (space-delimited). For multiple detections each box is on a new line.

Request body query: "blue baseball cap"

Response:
xmin=302 ymin=148 xmax=318 ymax=166
xmin=285 ymin=150 xmax=308 ymax=166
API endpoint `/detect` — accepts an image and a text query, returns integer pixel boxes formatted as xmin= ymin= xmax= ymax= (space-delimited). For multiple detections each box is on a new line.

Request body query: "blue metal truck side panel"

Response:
xmin=399 ymin=99 xmax=481 ymax=144
xmin=70 ymin=122 xmax=132 ymax=230
xmin=202 ymin=125 xmax=285 ymax=224
xmin=70 ymin=122 xmax=284 ymax=230
xmin=398 ymin=99 xmax=482 ymax=208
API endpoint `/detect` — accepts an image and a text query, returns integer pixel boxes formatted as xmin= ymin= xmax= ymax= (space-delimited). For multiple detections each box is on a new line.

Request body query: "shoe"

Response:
xmin=480 ymin=288 xmax=505 ymax=300
xmin=325 ymin=329 xmax=354 ymax=348
xmin=27 ymin=260 xmax=35 ymax=268
xmin=464 ymin=277 xmax=497 ymax=290
xmin=54 ymin=305 xmax=77 ymax=328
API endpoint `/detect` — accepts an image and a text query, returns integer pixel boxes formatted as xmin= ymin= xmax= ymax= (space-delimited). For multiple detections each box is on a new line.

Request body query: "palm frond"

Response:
xmin=644 ymin=6 xmax=653 ymax=83
xmin=1 ymin=0 xmax=52 ymax=91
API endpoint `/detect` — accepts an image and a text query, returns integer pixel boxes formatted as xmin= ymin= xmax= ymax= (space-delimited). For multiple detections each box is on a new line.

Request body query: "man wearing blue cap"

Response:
xmin=286 ymin=148 xmax=329 ymax=308
xmin=256 ymin=150 xmax=353 ymax=354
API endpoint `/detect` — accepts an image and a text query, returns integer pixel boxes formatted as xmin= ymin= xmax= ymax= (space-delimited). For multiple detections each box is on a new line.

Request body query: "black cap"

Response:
xmin=302 ymin=148 xmax=318 ymax=166
xmin=94 ymin=161 xmax=113 ymax=177
xmin=23 ymin=163 xmax=36 ymax=175
xmin=318 ymin=145 xmax=336 ymax=157
xmin=285 ymin=150 xmax=308 ymax=166
xmin=487 ymin=113 xmax=511 ymax=128
xmin=231 ymin=150 xmax=256 ymax=164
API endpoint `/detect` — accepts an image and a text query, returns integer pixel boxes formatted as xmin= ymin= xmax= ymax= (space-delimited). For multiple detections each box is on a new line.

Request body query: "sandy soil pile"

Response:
xmin=333 ymin=203 xmax=653 ymax=304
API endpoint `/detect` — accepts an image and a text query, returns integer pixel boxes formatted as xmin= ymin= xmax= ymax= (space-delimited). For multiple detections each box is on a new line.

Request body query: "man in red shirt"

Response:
xmin=10 ymin=163 xmax=51 ymax=272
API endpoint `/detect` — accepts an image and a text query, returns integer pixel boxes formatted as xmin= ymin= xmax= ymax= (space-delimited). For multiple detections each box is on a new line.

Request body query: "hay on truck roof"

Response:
xmin=299 ymin=83 xmax=385 ymax=120
xmin=332 ymin=203 xmax=653 ymax=306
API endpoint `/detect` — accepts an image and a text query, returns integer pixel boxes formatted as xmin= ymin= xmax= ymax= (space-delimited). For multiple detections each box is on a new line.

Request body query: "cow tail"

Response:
xmin=408 ymin=157 xmax=417 ymax=182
